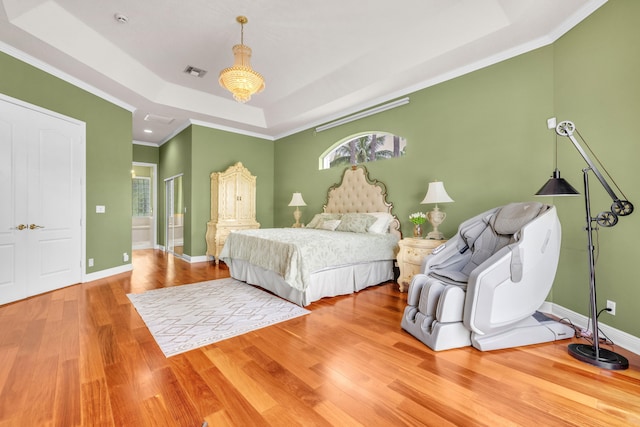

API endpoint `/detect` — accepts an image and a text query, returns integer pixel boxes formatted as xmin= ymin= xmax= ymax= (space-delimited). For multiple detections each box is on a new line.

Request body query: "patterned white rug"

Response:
xmin=127 ymin=278 xmax=310 ymax=357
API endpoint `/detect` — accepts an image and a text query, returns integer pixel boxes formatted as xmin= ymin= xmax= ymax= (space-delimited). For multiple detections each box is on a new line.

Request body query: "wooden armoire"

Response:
xmin=206 ymin=162 xmax=260 ymax=264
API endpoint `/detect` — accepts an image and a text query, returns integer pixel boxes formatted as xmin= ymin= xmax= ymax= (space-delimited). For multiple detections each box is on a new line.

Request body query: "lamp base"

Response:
xmin=425 ymin=230 xmax=445 ymax=240
xmin=292 ymin=207 xmax=302 ymax=228
xmin=568 ymin=343 xmax=628 ymax=370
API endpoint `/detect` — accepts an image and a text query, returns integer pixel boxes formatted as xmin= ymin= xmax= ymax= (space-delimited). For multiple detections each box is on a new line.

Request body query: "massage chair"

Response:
xmin=401 ymin=202 xmax=575 ymax=351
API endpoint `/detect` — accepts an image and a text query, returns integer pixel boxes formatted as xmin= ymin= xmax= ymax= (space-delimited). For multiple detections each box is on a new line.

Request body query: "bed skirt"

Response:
xmin=225 ymin=259 xmax=394 ymax=306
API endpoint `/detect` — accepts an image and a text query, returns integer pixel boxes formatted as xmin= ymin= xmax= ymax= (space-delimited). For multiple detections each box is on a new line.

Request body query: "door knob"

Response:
xmin=29 ymin=224 xmax=44 ymax=230
xmin=14 ymin=224 xmax=27 ymax=230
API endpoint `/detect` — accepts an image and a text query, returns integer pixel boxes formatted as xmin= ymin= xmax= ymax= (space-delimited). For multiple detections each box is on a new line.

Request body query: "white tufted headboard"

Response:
xmin=323 ymin=166 xmax=402 ymax=239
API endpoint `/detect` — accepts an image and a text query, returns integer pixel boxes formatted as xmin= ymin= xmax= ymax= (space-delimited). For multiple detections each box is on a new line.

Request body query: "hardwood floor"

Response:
xmin=1 ymin=249 xmax=639 ymax=426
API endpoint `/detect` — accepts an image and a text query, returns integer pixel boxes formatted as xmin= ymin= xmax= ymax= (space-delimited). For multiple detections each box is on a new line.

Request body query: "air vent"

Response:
xmin=114 ymin=13 xmax=129 ymax=24
xmin=144 ymin=113 xmax=174 ymax=125
xmin=184 ymin=65 xmax=207 ymax=78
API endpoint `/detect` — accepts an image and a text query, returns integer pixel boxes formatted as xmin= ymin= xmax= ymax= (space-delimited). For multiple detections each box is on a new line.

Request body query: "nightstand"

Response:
xmin=397 ymin=238 xmax=447 ymax=292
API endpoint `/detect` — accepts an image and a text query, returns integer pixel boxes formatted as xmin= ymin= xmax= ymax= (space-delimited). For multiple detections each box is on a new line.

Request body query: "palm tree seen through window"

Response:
xmin=321 ymin=132 xmax=406 ymax=170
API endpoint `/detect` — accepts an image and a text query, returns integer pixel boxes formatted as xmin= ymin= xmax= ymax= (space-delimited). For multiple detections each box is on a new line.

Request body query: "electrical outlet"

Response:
xmin=88 ymin=258 xmax=94 ymax=267
xmin=123 ymin=252 xmax=129 ymax=262
xmin=606 ymin=300 xmax=616 ymax=316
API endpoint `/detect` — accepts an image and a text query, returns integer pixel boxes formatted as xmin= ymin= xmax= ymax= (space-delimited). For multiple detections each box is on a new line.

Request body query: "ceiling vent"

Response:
xmin=114 ymin=13 xmax=129 ymax=24
xmin=144 ymin=113 xmax=174 ymax=125
xmin=184 ymin=65 xmax=207 ymax=78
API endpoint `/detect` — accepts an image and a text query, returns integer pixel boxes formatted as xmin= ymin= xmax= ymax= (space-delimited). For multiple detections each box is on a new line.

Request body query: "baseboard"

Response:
xmin=541 ymin=301 xmax=640 ymax=356
xmin=80 ymin=252 xmax=208 ymax=283
xmin=184 ymin=254 xmax=209 ymax=263
xmin=139 ymin=246 xmax=210 ymax=264
xmin=83 ymin=264 xmax=133 ymax=283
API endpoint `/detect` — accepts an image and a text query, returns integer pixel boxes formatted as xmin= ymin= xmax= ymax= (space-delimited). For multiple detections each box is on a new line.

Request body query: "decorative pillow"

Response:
xmin=318 ymin=219 xmax=341 ymax=231
xmin=306 ymin=213 xmax=342 ymax=229
xmin=367 ymin=212 xmax=394 ymax=234
xmin=336 ymin=213 xmax=377 ymax=233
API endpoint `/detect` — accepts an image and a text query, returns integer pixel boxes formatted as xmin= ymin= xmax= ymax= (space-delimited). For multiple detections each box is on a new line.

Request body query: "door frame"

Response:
xmin=0 ymin=92 xmax=86 ymax=282
xmin=132 ymin=161 xmax=158 ymax=249
xmin=164 ymin=173 xmax=183 ymax=256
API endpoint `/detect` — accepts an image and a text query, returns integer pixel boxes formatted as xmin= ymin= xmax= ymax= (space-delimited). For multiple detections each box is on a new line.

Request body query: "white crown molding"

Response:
xmin=0 ymin=41 xmax=136 ymax=113
xmin=189 ymin=119 xmax=274 ymax=141
xmin=156 ymin=121 xmax=193 ymax=146
xmin=275 ymin=1 xmax=608 ymax=140
xmin=2 ymin=1 xmax=608 ymax=143
xmin=546 ymin=0 xmax=608 ymax=43
xmin=133 ymin=140 xmax=160 ymax=147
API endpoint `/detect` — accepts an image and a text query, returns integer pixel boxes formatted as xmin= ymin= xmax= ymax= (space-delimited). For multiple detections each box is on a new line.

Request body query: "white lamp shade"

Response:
xmin=288 ymin=192 xmax=307 ymax=207
xmin=421 ymin=181 xmax=454 ymax=204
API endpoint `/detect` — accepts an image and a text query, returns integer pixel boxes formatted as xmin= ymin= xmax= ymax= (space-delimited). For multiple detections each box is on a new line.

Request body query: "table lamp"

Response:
xmin=288 ymin=192 xmax=306 ymax=228
xmin=421 ymin=181 xmax=454 ymax=240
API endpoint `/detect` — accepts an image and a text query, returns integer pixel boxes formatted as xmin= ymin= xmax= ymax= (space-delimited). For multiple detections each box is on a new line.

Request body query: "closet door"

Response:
xmin=0 ymin=105 xmax=28 ymax=303
xmin=0 ymin=96 xmax=83 ymax=304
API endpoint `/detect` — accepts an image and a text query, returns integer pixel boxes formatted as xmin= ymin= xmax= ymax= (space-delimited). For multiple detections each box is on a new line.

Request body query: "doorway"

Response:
xmin=132 ymin=162 xmax=157 ymax=250
xmin=0 ymin=94 xmax=84 ymax=305
xmin=165 ymin=174 xmax=184 ymax=256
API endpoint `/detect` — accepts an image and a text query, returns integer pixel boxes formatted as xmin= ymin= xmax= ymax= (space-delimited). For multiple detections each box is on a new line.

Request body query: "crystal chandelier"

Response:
xmin=219 ymin=16 xmax=265 ymax=103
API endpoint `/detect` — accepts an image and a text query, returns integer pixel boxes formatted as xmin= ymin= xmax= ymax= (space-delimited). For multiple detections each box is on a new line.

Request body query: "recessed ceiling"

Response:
xmin=0 ymin=0 xmax=607 ymax=144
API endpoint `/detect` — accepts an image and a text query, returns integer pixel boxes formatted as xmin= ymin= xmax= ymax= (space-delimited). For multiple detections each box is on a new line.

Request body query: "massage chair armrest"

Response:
xmin=464 ymin=235 xmax=559 ymax=335
xmin=421 ymin=239 xmax=463 ymax=274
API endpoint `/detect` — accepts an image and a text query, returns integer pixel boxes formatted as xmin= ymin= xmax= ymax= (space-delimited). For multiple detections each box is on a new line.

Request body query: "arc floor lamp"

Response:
xmin=536 ymin=120 xmax=633 ymax=370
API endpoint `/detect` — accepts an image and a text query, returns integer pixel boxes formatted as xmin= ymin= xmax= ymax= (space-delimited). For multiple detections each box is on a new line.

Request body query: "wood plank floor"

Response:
xmin=1 ymin=249 xmax=639 ymax=426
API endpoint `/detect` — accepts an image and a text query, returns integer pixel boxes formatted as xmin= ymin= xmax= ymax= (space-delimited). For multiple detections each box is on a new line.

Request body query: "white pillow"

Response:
xmin=367 ymin=212 xmax=394 ymax=234
xmin=318 ymin=219 xmax=341 ymax=231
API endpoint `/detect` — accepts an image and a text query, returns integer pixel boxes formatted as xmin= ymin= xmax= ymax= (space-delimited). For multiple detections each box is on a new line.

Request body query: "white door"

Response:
xmin=0 ymin=96 xmax=83 ymax=305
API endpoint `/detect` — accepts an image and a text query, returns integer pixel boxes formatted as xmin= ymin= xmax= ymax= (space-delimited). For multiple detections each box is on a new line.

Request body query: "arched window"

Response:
xmin=319 ymin=131 xmax=406 ymax=170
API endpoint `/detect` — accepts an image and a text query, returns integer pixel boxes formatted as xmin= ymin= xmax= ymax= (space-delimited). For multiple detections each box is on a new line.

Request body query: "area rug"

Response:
xmin=127 ymin=278 xmax=310 ymax=357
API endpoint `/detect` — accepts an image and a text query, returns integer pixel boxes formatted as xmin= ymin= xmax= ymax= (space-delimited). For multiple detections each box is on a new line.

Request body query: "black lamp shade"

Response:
xmin=535 ymin=169 xmax=580 ymax=196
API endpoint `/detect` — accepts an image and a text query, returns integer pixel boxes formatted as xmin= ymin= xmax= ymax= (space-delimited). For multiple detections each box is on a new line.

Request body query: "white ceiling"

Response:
xmin=0 ymin=0 xmax=606 ymax=145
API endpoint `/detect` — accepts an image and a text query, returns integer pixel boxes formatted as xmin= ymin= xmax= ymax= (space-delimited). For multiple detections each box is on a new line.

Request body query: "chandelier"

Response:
xmin=219 ymin=16 xmax=265 ymax=103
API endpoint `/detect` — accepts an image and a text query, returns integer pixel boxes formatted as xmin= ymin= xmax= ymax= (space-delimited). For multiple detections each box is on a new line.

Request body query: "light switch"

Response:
xmin=96 ymin=205 xmax=106 ymax=213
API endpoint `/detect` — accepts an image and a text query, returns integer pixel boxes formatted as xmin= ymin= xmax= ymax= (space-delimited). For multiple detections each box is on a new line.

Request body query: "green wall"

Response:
xmin=133 ymin=144 xmax=159 ymax=165
xmin=550 ymin=0 xmax=640 ymax=337
xmin=0 ymin=51 xmax=133 ymax=274
xmin=158 ymin=127 xmax=192 ymax=253
xmin=275 ymin=46 xmax=554 ymax=238
xmin=155 ymin=125 xmax=274 ymax=257
xmin=190 ymin=126 xmax=274 ymax=256
xmin=275 ymin=0 xmax=640 ymax=338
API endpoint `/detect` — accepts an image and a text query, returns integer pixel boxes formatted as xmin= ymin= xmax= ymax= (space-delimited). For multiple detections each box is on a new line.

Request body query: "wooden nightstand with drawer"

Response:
xmin=397 ymin=238 xmax=447 ymax=292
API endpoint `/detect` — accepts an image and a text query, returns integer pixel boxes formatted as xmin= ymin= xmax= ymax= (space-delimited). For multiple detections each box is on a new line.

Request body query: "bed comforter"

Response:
xmin=219 ymin=228 xmax=399 ymax=292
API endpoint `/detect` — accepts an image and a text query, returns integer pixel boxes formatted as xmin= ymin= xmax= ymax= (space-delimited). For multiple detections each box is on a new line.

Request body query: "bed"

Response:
xmin=219 ymin=165 xmax=402 ymax=306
